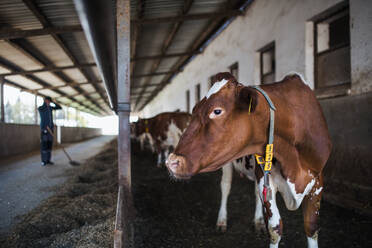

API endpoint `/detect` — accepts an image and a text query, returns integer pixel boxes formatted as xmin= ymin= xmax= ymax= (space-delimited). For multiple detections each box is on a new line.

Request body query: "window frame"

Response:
xmin=312 ymin=1 xmax=351 ymax=98
xmin=258 ymin=41 xmax=275 ymax=84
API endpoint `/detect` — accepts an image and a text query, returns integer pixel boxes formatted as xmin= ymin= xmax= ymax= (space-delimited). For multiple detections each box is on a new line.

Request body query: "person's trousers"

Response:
xmin=41 ymin=131 xmax=53 ymax=163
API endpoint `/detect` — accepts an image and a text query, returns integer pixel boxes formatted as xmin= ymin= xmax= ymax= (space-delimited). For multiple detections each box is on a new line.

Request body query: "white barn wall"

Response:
xmin=141 ymin=0 xmax=370 ymax=117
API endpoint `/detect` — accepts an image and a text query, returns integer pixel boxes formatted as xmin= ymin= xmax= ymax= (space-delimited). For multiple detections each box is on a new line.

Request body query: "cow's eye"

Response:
xmin=209 ymin=108 xmax=225 ymax=119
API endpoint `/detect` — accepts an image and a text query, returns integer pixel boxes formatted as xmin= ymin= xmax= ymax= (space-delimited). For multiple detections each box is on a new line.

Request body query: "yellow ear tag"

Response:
xmin=248 ymin=97 xmax=253 ymax=114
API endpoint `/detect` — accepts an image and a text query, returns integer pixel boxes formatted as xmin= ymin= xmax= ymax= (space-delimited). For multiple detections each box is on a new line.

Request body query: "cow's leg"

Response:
xmin=302 ymin=174 xmax=323 ymax=248
xmin=216 ymin=163 xmax=233 ymax=232
xmin=163 ymin=149 xmax=169 ymax=165
xmin=253 ymin=181 xmax=265 ymax=233
xmin=157 ymin=153 xmax=162 ymax=167
xmin=257 ymin=174 xmax=282 ymax=248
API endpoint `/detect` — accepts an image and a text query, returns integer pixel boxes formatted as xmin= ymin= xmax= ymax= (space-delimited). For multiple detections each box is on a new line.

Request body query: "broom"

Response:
xmin=46 ymin=126 xmax=81 ymax=166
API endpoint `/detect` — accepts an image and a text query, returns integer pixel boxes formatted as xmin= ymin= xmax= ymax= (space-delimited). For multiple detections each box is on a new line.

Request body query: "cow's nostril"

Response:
xmin=170 ymin=160 xmax=179 ymax=169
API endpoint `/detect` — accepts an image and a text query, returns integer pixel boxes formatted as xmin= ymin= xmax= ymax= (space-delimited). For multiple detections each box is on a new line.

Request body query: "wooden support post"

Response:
xmin=0 ymin=76 xmax=4 ymax=122
xmin=115 ymin=0 xmax=133 ymax=248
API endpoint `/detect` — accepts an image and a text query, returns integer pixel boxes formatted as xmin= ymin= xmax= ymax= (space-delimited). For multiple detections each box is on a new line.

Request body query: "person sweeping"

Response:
xmin=38 ymin=96 xmax=62 ymax=166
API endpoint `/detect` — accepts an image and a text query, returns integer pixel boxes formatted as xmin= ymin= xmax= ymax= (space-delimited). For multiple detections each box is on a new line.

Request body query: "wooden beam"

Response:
xmin=1 ymin=63 xmax=96 ymax=76
xmin=131 ymin=10 xmax=243 ymax=24
xmin=0 ymin=25 xmax=82 ymax=40
xmin=131 ymin=51 xmax=200 ymax=61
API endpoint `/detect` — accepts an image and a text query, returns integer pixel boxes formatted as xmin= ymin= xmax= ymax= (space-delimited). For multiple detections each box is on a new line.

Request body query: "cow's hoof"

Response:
xmin=216 ymin=222 xmax=227 ymax=232
xmin=253 ymin=218 xmax=266 ymax=234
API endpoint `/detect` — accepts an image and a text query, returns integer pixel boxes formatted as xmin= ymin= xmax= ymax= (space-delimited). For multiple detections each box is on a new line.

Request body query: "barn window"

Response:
xmin=186 ymin=90 xmax=190 ymax=113
xmin=314 ymin=3 xmax=350 ymax=91
xmin=195 ymin=84 xmax=201 ymax=103
xmin=229 ymin=62 xmax=239 ymax=80
xmin=259 ymin=42 xmax=275 ymax=84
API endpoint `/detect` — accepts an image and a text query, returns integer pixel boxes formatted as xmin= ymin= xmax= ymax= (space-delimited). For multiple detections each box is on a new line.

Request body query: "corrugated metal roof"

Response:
xmin=0 ymin=0 xmax=252 ymax=115
xmin=129 ymin=0 xmax=251 ymax=111
xmin=0 ymin=0 xmax=111 ymax=116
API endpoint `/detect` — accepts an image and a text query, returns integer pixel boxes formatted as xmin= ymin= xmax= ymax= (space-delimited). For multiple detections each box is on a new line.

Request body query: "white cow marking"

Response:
xmin=162 ymin=121 xmax=183 ymax=148
xmin=314 ymin=187 xmax=323 ymax=196
xmin=206 ymin=79 xmax=228 ymax=99
xmin=287 ymin=178 xmax=316 ymax=209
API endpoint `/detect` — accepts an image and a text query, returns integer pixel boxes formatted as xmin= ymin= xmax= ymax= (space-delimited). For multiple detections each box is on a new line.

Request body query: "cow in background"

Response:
xmin=133 ymin=112 xmax=191 ymax=167
xmin=167 ymin=72 xmax=332 ymax=248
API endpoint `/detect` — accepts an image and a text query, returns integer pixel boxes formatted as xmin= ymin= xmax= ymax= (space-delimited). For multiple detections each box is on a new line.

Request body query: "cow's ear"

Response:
xmin=237 ymin=86 xmax=258 ymax=113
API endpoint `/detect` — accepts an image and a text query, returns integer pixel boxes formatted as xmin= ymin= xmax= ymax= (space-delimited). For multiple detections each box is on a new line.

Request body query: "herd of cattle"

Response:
xmin=131 ymin=72 xmax=332 ymax=248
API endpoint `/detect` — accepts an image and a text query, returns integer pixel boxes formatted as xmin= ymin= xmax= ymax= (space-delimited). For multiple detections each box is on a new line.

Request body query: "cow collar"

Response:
xmin=250 ymin=85 xmax=276 ymax=203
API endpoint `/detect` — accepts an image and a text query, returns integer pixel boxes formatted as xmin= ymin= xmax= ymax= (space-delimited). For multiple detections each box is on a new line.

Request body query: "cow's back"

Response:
xmin=261 ymin=74 xmax=332 ymax=175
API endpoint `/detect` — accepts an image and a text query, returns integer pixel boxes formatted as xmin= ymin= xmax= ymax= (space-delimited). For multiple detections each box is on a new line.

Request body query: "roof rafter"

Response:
xmin=36 ymin=80 xmax=102 ymax=91
xmin=0 ymin=56 xmax=100 ymax=115
xmin=131 ymin=10 xmax=243 ymax=24
xmin=134 ymin=0 xmax=195 ymax=108
xmin=0 ymin=63 xmax=96 ymax=76
xmin=130 ymin=0 xmax=145 ymax=73
xmin=132 ymin=71 xmax=175 ymax=78
xmin=131 ymin=51 xmax=201 ymax=61
xmin=139 ymin=0 xmax=248 ymax=110
xmin=22 ymin=0 xmax=110 ymax=114
xmin=0 ymin=25 xmax=82 ymax=40
xmin=5 ymin=37 xmax=105 ymax=115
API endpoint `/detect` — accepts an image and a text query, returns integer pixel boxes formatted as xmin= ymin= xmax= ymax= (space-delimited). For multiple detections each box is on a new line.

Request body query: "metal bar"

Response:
xmin=131 ymin=10 xmax=243 ymax=24
xmin=36 ymin=81 xmax=101 ymax=91
xmin=131 ymin=71 xmax=175 ymax=78
xmin=0 ymin=25 xmax=82 ymax=40
xmin=0 ymin=76 xmax=4 ymax=122
xmin=1 ymin=63 xmax=96 ymax=76
xmin=115 ymin=0 xmax=133 ymax=247
xmin=130 ymin=0 xmax=145 ymax=77
xmin=131 ymin=51 xmax=200 ymax=61
xmin=74 ymin=0 xmax=117 ymax=111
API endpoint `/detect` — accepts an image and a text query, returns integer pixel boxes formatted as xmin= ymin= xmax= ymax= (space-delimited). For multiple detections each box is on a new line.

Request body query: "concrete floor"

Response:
xmin=0 ymin=135 xmax=115 ymax=234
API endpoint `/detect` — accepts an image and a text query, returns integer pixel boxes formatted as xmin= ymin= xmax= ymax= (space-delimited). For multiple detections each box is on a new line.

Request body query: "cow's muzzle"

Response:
xmin=166 ymin=153 xmax=192 ymax=180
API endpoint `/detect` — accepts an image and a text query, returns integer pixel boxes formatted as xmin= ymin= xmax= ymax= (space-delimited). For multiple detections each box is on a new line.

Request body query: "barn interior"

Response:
xmin=0 ymin=0 xmax=371 ymax=248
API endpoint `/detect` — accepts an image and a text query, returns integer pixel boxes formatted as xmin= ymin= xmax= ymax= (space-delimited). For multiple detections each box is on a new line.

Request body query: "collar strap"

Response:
xmin=250 ymin=85 xmax=276 ymax=203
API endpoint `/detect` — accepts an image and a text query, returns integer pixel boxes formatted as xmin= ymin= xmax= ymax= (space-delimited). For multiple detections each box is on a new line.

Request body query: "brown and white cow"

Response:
xmin=134 ymin=112 xmax=259 ymax=231
xmin=133 ymin=112 xmax=192 ymax=167
xmin=166 ymin=72 xmax=332 ymax=248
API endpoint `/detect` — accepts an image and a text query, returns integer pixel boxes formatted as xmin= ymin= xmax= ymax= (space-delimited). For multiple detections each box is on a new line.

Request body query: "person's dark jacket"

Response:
xmin=38 ymin=102 xmax=62 ymax=131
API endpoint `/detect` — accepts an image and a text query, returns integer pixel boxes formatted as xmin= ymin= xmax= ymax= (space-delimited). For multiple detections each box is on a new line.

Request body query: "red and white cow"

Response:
xmin=167 ymin=72 xmax=332 ymax=248
xmin=134 ymin=112 xmax=260 ymax=231
xmin=133 ymin=112 xmax=191 ymax=167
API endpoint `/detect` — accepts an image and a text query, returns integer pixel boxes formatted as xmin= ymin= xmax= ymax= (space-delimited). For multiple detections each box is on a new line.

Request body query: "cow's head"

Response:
xmin=166 ymin=72 xmax=264 ymax=179
xmin=133 ymin=118 xmax=148 ymax=137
